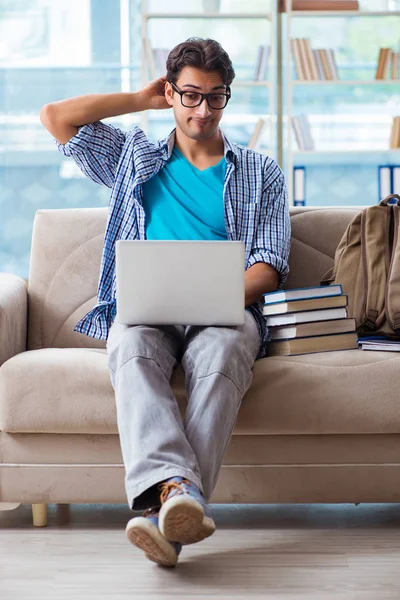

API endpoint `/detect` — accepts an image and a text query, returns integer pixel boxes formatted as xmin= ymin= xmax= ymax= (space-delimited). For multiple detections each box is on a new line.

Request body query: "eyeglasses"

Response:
xmin=170 ymin=81 xmax=231 ymax=110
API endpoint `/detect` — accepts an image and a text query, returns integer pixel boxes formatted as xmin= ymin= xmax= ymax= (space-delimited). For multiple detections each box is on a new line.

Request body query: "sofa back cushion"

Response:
xmin=27 ymin=206 xmax=360 ymax=350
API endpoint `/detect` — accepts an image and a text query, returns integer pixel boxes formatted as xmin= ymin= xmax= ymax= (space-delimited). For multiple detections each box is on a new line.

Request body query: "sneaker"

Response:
xmin=125 ymin=507 xmax=182 ymax=568
xmin=158 ymin=477 xmax=216 ymax=545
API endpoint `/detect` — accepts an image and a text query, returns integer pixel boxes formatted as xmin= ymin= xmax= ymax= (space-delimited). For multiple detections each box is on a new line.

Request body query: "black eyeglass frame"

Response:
xmin=170 ymin=81 xmax=231 ymax=110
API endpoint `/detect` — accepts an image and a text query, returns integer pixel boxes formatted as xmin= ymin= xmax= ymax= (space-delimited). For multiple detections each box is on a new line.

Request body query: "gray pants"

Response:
xmin=106 ymin=311 xmax=261 ymax=510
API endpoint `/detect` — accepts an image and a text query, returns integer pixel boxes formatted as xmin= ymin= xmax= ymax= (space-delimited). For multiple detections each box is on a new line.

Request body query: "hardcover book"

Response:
xmin=270 ymin=317 xmax=356 ymax=340
xmin=265 ymin=307 xmax=348 ymax=327
xmin=263 ymin=284 xmax=343 ymax=305
xmin=263 ymin=294 xmax=347 ymax=316
xmin=267 ymin=332 xmax=359 ymax=356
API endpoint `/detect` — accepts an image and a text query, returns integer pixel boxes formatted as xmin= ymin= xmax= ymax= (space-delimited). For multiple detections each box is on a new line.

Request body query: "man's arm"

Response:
xmin=245 ymin=262 xmax=279 ymax=307
xmin=245 ymin=166 xmax=291 ymax=307
xmin=40 ymin=76 xmax=170 ymax=145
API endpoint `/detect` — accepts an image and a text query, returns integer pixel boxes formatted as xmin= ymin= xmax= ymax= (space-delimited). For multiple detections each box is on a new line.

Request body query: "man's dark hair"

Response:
xmin=166 ymin=37 xmax=235 ymax=87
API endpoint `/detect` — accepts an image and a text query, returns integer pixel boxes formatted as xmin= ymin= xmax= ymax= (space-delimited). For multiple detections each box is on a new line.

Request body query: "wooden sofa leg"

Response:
xmin=32 ymin=503 xmax=48 ymax=527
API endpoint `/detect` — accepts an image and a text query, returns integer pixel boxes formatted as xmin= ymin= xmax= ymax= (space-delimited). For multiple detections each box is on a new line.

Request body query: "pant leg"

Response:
xmin=180 ymin=310 xmax=261 ymax=502
xmin=106 ymin=321 xmax=203 ymax=510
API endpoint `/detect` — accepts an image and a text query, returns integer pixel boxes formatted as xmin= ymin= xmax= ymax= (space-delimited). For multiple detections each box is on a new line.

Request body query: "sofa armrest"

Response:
xmin=0 ymin=273 xmax=28 ymax=366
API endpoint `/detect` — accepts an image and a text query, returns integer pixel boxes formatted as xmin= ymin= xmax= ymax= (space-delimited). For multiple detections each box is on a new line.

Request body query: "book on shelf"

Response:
xmin=291 ymin=39 xmax=305 ymax=80
xmin=143 ymin=38 xmax=156 ymax=79
xmin=392 ymin=52 xmax=399 ymax=80
xmin=302 ymin=39 xmax=315 ymax=80
xmin=153 ymin=47 xmax=169 ymax=77
xmin=326 ymin=49 xmax=339 ymax=80
xmin=280 ymin=0 xmax=359 ymax=11
xmin=292 ymin=114 xmax=315 ymax=151
xmin=265 ymin=306 xmax=348 ymax=326
xmin=376 ymin=48 xmax=393 ymax=80
xmin=248 ymin=118 xmax=266 ymax=150
xmin=359 ymin=337 xmax=400 ymax=351
xmin=390 ymin=117 xmax=400 ymax=150
xmin=263 ymin=283 xmax=343 ymax=305
xmin=270 ymin=317 xmax=357 ymax=340
xmin=262 ymin=294 xmax=348 ymax=316
xmin=291 ymin=39 xmax=338 ymax=80
xmin=254 ymin=45 xmax=270 ymax=81
xmin=267 ymin=331 xmax=358 ymax=356
xmin=293 ymin=166 xmax=306 ymax=205
xmin=143 ymin=39 xmax=169 ymax=79
xmin=313 ymin=49 xmax=326 ymax=80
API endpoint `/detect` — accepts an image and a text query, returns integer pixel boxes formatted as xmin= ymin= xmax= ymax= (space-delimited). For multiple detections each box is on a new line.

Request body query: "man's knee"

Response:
xmin=185 ymin=327 xmax=256 ymax=393
xmin=108 ymin=325 xmax=176 ymax=378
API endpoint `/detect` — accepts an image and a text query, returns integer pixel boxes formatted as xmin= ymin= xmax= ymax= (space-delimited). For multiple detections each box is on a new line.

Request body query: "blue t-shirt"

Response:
xmin=142 ymin=146 xmax=227 ymax=240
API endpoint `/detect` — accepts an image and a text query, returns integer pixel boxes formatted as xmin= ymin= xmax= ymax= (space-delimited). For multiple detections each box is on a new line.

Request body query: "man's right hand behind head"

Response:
xmin=139 ymin=76 xmax=171 ymax=111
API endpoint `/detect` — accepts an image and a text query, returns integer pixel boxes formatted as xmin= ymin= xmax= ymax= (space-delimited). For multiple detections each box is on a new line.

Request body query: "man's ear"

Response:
xmin=165 ymin=82 xmax=174 ymax=107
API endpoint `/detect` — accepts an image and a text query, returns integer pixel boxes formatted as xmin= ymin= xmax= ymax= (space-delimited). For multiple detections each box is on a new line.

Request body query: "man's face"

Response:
xmin=165 ymin=66 xmax=228 ymax=142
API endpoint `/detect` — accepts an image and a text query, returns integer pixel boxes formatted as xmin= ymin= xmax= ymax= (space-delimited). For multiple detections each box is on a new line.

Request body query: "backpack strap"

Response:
xmin=361 ymin=205 xmax=391 ymax=331
xmin=385 ymin=202 xmax=400 ymax=332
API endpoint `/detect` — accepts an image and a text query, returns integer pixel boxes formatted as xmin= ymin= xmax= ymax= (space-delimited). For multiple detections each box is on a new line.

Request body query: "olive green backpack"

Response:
xmin=320 ymin=194 xmax=400 ymax=339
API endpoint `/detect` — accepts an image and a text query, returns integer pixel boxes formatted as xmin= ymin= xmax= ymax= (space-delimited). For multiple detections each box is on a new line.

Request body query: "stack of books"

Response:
xmin=263 ymin=284 xmax=358 ymax=357
xmin=291 ymin=39 xmax=339 ymax=81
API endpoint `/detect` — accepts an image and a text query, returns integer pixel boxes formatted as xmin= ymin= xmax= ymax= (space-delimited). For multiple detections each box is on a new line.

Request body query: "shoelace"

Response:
xmin=158 ymin=479 xmax=190 ymax=505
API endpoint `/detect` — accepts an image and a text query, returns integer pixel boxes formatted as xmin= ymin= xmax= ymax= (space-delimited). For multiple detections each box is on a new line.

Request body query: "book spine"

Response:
xmin=259 ymin=45 xmax=270 ymax=81
xmin=382 ymin=48 xmax=392 ymax=79
xmin=304 ymin=39 xmax=319 ymax=80
xmin=393 ymin=166 xmax=400 ymax=193
xmin=378 ymin=166 xmax=392 ymax=199
xmin=326 ymin=49 xmax=338 ymax=80
xmin=291 ymin=39 xmax=306 ymax=80
xmin=320 ymin=49 xmax=332 ymax=80
xmin=143 ymin=38 xmax=156 ymax=79
xmin=254 ymin=45 xmax=263 ymax=80
xmin=299 ymin=114 xmax=315 ymax=151
xmin=390 ymin=117 xmax=400 ymax=150
xmin=292 ymin=116 xmax=305 ymax=150
xmin=293 ymin=166 xmax=306 ymax=205
xmin=248 ymin=118 xmax=266 ymax=149
xmin=300 ymin=38 xmax=313 ymax=80
xmin=314 ymin=49 xmax=325 ymax=80
xmin=392 ymin=52 xmax=399 ymax=80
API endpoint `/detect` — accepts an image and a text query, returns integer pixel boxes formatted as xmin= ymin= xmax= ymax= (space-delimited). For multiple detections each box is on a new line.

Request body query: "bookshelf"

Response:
xmin=140 ymin=0 xmax=279 ymax=159
xmin=283 ymin=0 xmax=400 ymax=205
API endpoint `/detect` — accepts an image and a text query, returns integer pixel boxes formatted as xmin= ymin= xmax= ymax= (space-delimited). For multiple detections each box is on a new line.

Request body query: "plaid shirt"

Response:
xmin=57 ymin=122 xmax=291 ymax=359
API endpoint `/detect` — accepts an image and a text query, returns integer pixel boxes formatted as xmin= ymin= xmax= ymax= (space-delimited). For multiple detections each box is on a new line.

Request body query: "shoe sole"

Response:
xmin=159 ymin=496 xmax=216 ymax=545
xmin=125 ymin=517 xmax=178 ymax=567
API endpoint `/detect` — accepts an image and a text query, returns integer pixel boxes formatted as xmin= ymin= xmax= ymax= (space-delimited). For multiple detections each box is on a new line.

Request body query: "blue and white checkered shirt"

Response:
xmin=57 ymin=122 xmax=291 ymax=359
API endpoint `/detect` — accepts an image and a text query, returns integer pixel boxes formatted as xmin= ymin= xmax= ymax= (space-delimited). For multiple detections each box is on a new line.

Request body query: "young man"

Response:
xmin=40 ymin=37 xmax=291 ymax=568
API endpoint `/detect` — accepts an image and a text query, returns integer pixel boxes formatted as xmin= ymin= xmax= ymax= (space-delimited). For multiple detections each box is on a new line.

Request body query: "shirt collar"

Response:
xmin=157 ymin=127 xmax=238 ymax=165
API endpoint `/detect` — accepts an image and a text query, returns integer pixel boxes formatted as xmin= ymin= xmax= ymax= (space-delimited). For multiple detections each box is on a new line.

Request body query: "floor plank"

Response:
xmin=1 ymin=503 xmax=400 ymax=599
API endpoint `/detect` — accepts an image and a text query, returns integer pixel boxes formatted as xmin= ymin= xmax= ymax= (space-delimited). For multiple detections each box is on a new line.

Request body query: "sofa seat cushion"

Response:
xmin=1 ymin=347 xmax=400 ymax=435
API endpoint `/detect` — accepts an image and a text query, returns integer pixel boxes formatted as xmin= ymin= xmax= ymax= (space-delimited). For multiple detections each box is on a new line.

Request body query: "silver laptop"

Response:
xmin=115 ymin=240 xmax=245 ymax=326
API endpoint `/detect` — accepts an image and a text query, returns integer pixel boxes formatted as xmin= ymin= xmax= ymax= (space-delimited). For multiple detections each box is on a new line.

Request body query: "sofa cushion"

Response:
xmin=1 ymin=347 xmax=400 ymax=435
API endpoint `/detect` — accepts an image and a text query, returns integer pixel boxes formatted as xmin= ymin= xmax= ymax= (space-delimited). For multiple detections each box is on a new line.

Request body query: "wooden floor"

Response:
xmin=1 ymin=503 xmax=400 ymax=599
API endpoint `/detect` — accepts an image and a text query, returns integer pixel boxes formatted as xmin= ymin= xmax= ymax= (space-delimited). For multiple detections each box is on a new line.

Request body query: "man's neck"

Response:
xmin=174 ymin=128 xmax=225 ymax=169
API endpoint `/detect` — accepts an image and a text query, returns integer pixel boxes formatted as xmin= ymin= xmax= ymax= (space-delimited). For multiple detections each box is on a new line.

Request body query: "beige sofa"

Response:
xmin=1 ymin=206 xmax=400 ymax=528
